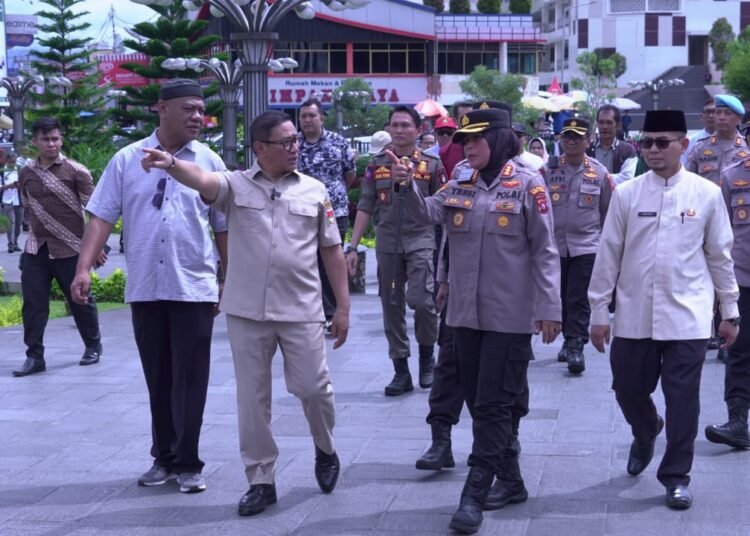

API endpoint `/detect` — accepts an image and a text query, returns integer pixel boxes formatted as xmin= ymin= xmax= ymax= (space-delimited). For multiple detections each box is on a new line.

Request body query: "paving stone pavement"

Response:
xmin=1 ymin=248 xmax=749 ymax=535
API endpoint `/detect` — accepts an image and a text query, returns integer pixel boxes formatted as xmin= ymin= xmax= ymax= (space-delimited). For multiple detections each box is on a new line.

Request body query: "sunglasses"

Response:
xmin=436 ymin=129 xmax=455 ymax=137
xmin=639 ymin=137 xmax=682 ymax=150
xmin=152 ymin=177 xmax=166 ymax=209
xmin=260 ymin=137 xmax=298 ymax=152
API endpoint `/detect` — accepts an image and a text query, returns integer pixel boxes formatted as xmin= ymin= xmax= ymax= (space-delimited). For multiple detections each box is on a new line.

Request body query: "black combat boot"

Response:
xmin=557 ymin=338 xmax=570 ymax=362
xmin=418 ymin=344 xmax=435 ymax=388
xmin=416 ymin=422 xmax=455 ymax=470
xmin=566 ymin=337 xmax=586 ymax=375
xmin=384 ymin=358 xmax=413 ymax=396
xmin=484 ymin=453 xmax=528 ymax=511
xmin=705 ymin=399 xmax=750 ymax=449
xmin=449 ymin=466 xmax=494 ymax=534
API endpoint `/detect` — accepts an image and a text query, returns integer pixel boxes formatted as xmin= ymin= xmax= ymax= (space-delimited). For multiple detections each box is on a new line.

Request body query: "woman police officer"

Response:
xmin=389 ymin=107 xmax=562 ymax=534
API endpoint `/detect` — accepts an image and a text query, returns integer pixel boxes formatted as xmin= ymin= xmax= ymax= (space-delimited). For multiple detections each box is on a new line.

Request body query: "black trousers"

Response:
xmin=725 ymin=286 xmax=750 ymax=404
xmin=131 ymin=301 xmax=214 ymax=474
xmin=560 ymin=254 xmax=596 ymax=342
xmin=610 ymin=337 xmax=707 ymax=487
xmin=454 ymin=327 xmax=531 ymax=473
xmin=319 ymin=216 xmax=349 ymax=320
xmin=21 ymin=244 xmax=101 ymax=360
xmin=427 ymin=313 xmax=529 ymax=433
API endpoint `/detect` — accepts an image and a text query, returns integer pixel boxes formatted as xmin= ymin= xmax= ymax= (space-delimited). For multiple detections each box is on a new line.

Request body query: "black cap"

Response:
xmin=642 ymin=110 xmax=687 ymax=133
xmin=512 ymin=122 xmax=528 ymax=135
xmin=561 ymin=117 xmax=590 ymax=136
xmin=472 ymin=100 xmax=513 ymax=121
xmin=453 ymin=109 xmax=511 ymax=143
xmin=158 ymin=78 xmax=204 ymax=102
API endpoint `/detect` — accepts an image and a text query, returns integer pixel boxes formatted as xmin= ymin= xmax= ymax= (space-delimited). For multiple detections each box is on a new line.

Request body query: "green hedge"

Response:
xmin=51 ymin=268 xmax=126 ymax=303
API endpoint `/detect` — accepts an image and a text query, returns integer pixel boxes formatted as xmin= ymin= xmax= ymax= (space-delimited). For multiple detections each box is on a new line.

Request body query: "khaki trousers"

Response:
xmin=226 ymin=314 xmax=336 ymax=485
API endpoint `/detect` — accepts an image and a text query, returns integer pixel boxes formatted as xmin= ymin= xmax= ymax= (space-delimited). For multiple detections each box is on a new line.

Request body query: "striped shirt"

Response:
xmin=20 ymin=156 xmax=93 ymax=259
xmin=86 ymin=131 xmax=227 ymax=303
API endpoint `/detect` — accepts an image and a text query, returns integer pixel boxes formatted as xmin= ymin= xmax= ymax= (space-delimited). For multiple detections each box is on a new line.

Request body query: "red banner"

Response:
xmin=94 ymin=53 xmax=150 ymax=88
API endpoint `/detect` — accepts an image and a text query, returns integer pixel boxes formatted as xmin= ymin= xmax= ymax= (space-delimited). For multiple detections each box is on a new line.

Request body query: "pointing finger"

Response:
xmin=384 ymin=149 xmax=400 ymax=165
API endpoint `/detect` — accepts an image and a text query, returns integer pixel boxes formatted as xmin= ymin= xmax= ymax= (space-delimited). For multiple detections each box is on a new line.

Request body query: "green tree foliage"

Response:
xmin=449 ymin=0 xmax=471 ymax=14
xmin=509 ymin=0 xmax=532 ymax=14
xmin=570 ymin=51 xmax=620 ymax=119
xmin=422 ymin=0 xmax=445 ymax=11
xmin=27 ymin=0 xmax=112 ymax=153
xmin=723 ymin=27 xmax=750 ymax=101
xmin=118 ymin=0 xmax=221 ymax=139
xmin=709 ymin=18 xmax=735 ymax=71
xmin=593 ymin=48 xmax=627 ymax=79
xmin=459 ymin=65 xmax=539 ymax=134
xmin=477 ymin=0 xmax=500 ymax=14
xmin=323 ymin=78 xmax=391 ymax=137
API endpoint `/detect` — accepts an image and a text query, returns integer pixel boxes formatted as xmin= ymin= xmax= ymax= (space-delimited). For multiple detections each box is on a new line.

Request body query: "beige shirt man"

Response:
xmin=213 ymin=163 xmax=341 ymax=321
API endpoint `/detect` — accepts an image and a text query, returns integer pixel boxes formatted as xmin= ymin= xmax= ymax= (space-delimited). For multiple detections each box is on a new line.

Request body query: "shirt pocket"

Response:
xmin=577 ymin=183 xmax=600 ymax=209
xmin=375 ymin=180 xmax=392 ymax=205
xmin=444 ymin=197 xmax=473 ymax=233
xmin=288 ymin=201 xmax=318 ymax=239
xmin=233 ymin=193 xmax=266 ymax=233
xmin=548 ymin=183 xmax=567 ymax=206
xmin=731 ymin=194 xmax=750 ymax=225
xmin=488 ymin=198 xmax=523 ymax=236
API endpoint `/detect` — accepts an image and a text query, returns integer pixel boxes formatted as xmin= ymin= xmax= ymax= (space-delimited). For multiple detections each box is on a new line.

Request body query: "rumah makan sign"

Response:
xmin=269 ymin=76 xmax=427 ymax=106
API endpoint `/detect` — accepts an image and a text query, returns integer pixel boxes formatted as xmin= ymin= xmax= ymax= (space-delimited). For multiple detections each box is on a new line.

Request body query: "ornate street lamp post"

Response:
xmin=177 ymin=0 xmax=370 ymax=166
xmin=629 ymin=78 xmax=685 ymax=111
xmin=1 ymin=75 xmax=71 ymax=154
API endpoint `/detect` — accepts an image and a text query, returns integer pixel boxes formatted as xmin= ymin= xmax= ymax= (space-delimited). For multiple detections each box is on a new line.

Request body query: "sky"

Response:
xmin=9 ymin=0 xmax=159 ymax=45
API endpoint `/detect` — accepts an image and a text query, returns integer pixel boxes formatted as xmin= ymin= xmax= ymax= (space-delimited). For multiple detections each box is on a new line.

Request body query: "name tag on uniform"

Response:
xmin=638 ymin=211 xmax=657 ymax=217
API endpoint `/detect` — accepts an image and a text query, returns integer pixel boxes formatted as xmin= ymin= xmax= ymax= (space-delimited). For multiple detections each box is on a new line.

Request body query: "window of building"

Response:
xmin=352 ymin=42 xmax=425 ymax=74
xmin=648 ymin=0 xmax=679 ymax=9
xmin=672 ymin=16 xmax=686 ymax=46
xmin=275 ymin=42 xmax=347 ymax=73
xmin=507 ymin=43 xmax=539 ymax=75
xmin=610 ymin=0 xmax=681 ymax=12
xmin=578 ymin=19 xmax=589 ymax=49
xmin=437 ymin=42 xmax=501 ymax=74
xmin=645 ymin=14 xmax=658 ymax=46
xmin=742 ymin=2 xmax=750 ymax=31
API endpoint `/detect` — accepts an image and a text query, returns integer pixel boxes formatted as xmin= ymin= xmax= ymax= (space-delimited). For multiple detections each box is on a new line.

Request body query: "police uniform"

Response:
xmin=685 ymin=133 xmax=749 ymax=185
xmin=543 ymin=119 xmax=614 ymax=374
xmin=705 ymin=159 xmax=750 ymax=448
xmin=404 ymin=108 xmax=562 ymax=532
xmin=358 ymin=149 xmax=445 ymax=369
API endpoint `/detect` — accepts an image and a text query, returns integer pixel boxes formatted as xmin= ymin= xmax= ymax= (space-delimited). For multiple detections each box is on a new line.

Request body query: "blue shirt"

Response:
xmin=297 ymin=128 xmax=355 ymax=217
xmin=86 ymin=130 xmax=227 ymax=303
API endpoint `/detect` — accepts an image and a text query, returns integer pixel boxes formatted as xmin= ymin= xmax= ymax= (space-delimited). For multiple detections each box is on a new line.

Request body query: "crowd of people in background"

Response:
xmin=4 ymin=86 xmax=750 ymax=535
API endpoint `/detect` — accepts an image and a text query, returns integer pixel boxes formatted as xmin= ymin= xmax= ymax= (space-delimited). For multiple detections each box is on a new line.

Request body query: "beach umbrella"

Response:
xmin=414 ymin=98 xmax=448 ymax=118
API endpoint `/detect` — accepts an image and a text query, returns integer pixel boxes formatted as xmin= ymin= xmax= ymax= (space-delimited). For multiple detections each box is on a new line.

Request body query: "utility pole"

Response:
xmin=110 ymin=5 xmax=117 ymax=53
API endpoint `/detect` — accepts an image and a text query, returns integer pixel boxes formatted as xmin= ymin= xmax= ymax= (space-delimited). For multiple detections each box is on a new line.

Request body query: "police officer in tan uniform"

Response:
xmin=398 ymin=108 xmax=562 ymax=534
xmin=543 ymin=117 xmax=614 ymax=375
xmin=686 ymin=95 xmax=749 ymax=186
xmin=347 ymin=105 xmax=446 ymax=396
xmin=704 ymin=158 xmax=750 ymax=449
xmin=685 ymin=95 xmax=747 ymax=359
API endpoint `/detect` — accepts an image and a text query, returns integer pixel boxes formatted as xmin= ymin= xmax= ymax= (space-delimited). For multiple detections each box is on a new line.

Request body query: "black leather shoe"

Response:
xmin=665 ymin=485 xmax=693 ymax=510
xmin=80 ymin=345 xmax=102 ymax=366
xmin=627 ymin=415 xmax=664 ymax=476
xmin=12 ymin=358 xmax=46 ymax=377
xmin=566 ymin=338 xmax=586 ymax=374
xmin=238 ymin=484 xmax=277 ymax=516
xmin=314 ymin=446 xmax=340 ymax=493
xmin=557 ymin=338 xmax=569 ymax=362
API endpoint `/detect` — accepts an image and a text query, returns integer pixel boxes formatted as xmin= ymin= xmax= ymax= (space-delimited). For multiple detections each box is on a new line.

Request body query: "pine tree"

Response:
xmin=117 ymin=0 xmax=221 ymax=140
xmin=423 ymin=0 xmax=446 ymax=12
xmin=449 ymin=0 xmax=471 ymax=14
xmin=28 ymin=0 xmax=112 ymax=153
xmin=477 ymin=0 xmax=501 ymax=14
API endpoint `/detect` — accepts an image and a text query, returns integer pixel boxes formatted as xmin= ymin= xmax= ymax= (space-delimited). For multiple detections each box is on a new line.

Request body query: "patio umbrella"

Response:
xmin=564 ymin=90 xmax=589 ymax=102
xmin=608 ymin=97 xmax=641 ymax=111
xmin=0 ymin=114 xmax=12 ymax=130
xmin=548 ymin=95 xmax=576 ymax=110
xmin=522 ymin=95 xmax=560 ymax=113
xmin=414 ymin=98 xmax=448 ymax=118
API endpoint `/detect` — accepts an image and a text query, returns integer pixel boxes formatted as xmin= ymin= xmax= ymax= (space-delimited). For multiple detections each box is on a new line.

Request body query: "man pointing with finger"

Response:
xmin=588 ymin=110 xmax=740 ymax=511
xmin=134 ymin=110 xmax=349 ymax=518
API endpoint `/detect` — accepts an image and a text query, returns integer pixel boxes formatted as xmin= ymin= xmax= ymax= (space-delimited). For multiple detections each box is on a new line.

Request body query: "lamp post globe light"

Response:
xmin=1 ymin=74 xmax=71 ymax=154
xmin=132 ymin=0 xmax=370 ymax=166
xmin=628 ymin=78 xmax=685 ymax=111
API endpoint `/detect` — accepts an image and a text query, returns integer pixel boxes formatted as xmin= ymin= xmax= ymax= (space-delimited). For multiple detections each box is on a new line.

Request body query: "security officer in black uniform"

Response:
xmin=399 ymin=108 xmax=562 ymax=534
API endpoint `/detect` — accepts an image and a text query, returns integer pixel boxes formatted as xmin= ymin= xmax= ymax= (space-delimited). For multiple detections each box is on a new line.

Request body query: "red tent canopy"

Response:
xmin=548 ymin=77 xmax=562 ymax=96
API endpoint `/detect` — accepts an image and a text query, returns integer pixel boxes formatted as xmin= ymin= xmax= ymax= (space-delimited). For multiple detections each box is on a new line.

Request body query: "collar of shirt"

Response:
xmin=245 ymin=161 xmax=301 ymax=187
xmin=592 ymin=137 xmax=620 ymax=151
xmin=150 ymin=129 xmax=200 ymax=157
xmin=648 ymin=166 xmax=685 ymax=188
xmin=298 ymin=128 xmax=330 ymax=148
xmin=32 ymin=154 xmax=65 ymax=170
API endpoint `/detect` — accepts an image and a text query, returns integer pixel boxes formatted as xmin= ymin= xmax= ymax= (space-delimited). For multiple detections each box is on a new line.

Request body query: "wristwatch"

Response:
xmin=726 ymin=317 xmax=741 ymax=326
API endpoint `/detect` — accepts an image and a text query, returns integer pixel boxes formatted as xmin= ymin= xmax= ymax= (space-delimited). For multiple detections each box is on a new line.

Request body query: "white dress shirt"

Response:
xmin=589 ymin=167 xmax=739 ymax=340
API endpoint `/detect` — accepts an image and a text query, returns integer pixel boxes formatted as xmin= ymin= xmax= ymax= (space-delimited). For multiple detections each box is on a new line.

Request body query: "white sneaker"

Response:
xmin=177 ymin=472 xmax=206 ymax=493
